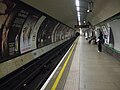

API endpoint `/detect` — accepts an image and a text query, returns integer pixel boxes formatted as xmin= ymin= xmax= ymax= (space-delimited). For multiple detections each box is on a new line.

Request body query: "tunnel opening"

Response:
xmin=76 ymin=32 xmax=80 ymax=37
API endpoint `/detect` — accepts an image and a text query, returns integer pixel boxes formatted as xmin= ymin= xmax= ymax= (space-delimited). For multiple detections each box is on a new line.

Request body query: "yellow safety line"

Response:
xmin=51 ymin=43 xmax=76 ymax=90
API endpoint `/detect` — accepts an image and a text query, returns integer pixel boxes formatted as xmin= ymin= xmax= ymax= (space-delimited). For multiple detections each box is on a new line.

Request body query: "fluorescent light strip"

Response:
xmin=78 ymin=16 xmax=80 ymax=22
xmin=75 ymin=0 xmax=81 ymax=25
xmin=77 ymin=7 xmax=80 ymax=11
xmin=75 ymin=0 xmax=80 ymax=6
xmin=79 ymin=22 xmax=81 ymax=25
xmin=77 ymin=12 xmax=80 ymax=17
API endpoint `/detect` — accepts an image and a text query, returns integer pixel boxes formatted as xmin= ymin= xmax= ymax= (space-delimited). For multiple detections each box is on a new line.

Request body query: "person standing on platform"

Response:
xmin=97 ymin=31 xmax=104 ymax=52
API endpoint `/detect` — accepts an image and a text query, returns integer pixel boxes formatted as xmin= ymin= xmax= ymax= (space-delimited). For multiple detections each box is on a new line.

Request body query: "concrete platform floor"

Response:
xmin=64 ymin=36 xmax=120 ymax=90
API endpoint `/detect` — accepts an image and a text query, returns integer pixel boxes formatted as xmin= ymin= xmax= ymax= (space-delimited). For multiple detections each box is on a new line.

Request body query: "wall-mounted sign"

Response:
xmin=74 ymin=25 xmax=89 ymax=28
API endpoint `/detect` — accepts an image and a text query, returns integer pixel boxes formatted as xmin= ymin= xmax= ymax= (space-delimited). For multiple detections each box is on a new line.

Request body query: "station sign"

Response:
xmin=74 ymin=25 xmax=89 ymax=28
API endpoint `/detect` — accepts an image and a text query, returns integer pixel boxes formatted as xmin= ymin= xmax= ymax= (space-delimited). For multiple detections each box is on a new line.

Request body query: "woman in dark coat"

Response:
xmin=97 ymin=31 xmax=104 ymax=52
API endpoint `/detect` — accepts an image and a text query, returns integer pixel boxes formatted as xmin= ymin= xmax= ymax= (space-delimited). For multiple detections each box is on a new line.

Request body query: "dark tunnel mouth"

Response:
xmin=76 ymin=32 xmax=80 ymax=37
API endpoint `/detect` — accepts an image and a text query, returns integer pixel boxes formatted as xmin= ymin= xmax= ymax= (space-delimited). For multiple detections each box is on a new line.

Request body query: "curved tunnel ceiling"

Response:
xmin=21 ymin=0 xmax=94 ymax=28
xmin=21 ymin=0 xmax=77 ymax=28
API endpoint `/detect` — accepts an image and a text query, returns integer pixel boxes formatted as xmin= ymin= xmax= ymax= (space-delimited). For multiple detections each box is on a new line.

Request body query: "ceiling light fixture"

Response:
xmin=87 ymin=10 xmax=90 ymax=12
xmin=84 ymin=21 xmax=86 ymax=23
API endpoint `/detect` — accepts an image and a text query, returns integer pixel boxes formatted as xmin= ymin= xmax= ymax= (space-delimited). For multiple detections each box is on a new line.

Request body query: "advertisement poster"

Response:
xmin=54 ymin=24 xmax=65 ymax=42
xmin=0 ymin=0 xmax=75 ymax=62
xmin=0 ymin=0 xmax=17 ymax=59
xmin=1 ymin=9 xmax=29 ymax=59
xmin=51 ymin=23 xmax=59 ymax=43
xmin=0 ymin=0 xmax=15 ymax=59
xmin=42 ymin=18 xmax=57 ymax=45
xmin=31 ymin=16 xmax=46 ymax=50
xmin=37 ymin=18 xmax=57 ymax=48
xmin=69 ymin=29 xmax=73 ymax=38
xmin=63 ymin=27 xmax=70 ymax=39
xmin=67 ymin=28 xmax=72 ymax=38
xmin=102 ymin=25 xmax=110 ymax=44
xmin=7 ymin=9 xmax=29 ymax=57
xmin=20 ymin=14 xmax=40 ymax=54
